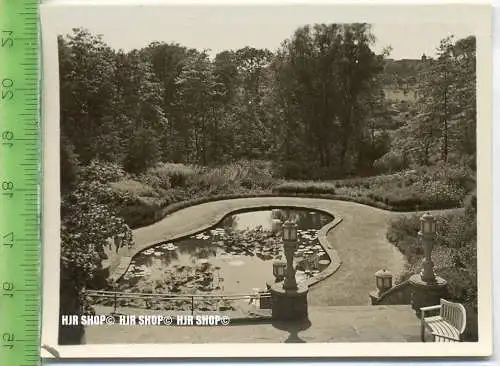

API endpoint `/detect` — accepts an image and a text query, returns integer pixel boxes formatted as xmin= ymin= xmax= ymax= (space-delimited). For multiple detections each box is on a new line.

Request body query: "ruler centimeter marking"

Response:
xmin=0 ymin=0 xmax=41 ymax=365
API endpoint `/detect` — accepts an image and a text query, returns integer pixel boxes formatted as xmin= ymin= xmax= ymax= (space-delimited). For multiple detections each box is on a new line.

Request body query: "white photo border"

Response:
xmin=40 ymin=0 xmax=493 ymax=358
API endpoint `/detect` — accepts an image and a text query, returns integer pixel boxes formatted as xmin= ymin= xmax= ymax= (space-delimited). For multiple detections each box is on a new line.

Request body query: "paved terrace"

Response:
xmin=86 ymin=305 xmax=429 ymax=343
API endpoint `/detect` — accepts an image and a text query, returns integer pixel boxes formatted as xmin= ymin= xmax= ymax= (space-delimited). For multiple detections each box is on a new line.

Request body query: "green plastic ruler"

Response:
xmin=0 ymin=0 xmax=41 ymax=365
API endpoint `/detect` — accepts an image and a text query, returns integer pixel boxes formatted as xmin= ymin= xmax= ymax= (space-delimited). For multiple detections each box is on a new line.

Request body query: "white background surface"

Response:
xmin=40 ymin=0 xmax=498 ymax=363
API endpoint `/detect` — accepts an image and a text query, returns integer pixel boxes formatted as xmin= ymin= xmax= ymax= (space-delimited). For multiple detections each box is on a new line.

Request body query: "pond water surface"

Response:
xmin=118 ymin=208 xmax=333 ymax=295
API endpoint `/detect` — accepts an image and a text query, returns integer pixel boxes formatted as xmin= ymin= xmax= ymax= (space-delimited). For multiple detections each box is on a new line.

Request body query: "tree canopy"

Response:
xmin=58 ymin=25 xmax=476 ymax=343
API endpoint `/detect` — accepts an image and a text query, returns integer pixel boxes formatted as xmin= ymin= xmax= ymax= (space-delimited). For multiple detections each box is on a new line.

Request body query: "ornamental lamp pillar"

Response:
xmin=282 ymin=220 xmax=298 ymax=291
xmin=419 ymin=212 xmax=437 ymax=283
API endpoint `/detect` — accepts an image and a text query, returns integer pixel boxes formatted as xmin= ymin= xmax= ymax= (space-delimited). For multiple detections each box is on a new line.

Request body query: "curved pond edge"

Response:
xmin=146 ymin=192 xmax=462 ymax=229
xmin=110 ymin=202 xmax=344 ymax=286
xmin=302 ymin=215 xmax=343 ymax=289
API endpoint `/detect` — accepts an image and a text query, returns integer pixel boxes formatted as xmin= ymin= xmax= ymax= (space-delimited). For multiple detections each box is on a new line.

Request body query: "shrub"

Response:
xmin=109 ymin=179 xmax=160 ymax=198
xmin=437 ymin=267 xmax=477 ymax=305
xmin=463 ymin=189 xmax=477 ymax=217
xmin=61 ymin=134 xmax=80 ymax=192
xmin=364 ymin=175 xmax=466 ymax=211
xmin=417 ymin=163 xmax=475 ymax=191
xmin=137 ymin=171 xmax=170 ymax=191
xmin=387 ymin=211 xmax=477 ymax=339
xmin=438 ymin=213 xmax=475 ymax=249
xmin=117 ymin=201 xmax=159 ymax=229
xmin=138 ymin=165 xmax=172 ymax=190
xmin=124 ymin=128 xmax=161 ymax=174
xmin=278 ymin=160 xmax=315 ymax=180
xmin=233 ymin=160 xmax=276 ymax=190
xmin=79 ymin=160 xmax=126 ymax=184
xmin=386 ymin=215 xmax=422 ymax=262
xmin=273 ymin=181 xmax=336 ymax=195
xmin=419 ymin=181 xmax=466 ymax=208
xmin=373 ymin=151 xmax=409 ymax=173
xmin=189 ymin=167 xmax=236 ymax=194
xmin=155 ymin=163 xmax=198 ymax=188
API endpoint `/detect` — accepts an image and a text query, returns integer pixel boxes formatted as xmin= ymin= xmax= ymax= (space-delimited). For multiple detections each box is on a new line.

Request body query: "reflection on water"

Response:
xmin=119 ymin=208 xmax=333 ymax=295
xmin=222 ymin=208 xmax=329 ymax=232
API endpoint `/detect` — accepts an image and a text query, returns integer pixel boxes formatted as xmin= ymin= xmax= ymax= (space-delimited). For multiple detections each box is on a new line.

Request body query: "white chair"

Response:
xmin=420 ymin=298 xmax=467 ymax=342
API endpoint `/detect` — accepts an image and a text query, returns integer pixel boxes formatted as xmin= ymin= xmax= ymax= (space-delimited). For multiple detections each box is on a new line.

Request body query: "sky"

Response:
xmin=42 ymin=4 xmax=479 ymax=60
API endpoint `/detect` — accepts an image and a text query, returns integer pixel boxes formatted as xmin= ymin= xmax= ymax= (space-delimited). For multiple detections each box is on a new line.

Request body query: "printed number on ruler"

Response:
xmin=0 ymin=0 xmax=41 ymax=365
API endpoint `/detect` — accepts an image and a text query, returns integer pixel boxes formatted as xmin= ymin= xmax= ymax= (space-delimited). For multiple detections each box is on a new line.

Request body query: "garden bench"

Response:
xmin=420 ymin=298 xmax=466 ymax=342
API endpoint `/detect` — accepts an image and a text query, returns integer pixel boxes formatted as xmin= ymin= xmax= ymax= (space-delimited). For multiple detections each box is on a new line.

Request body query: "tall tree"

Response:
xmin=214 ymin=50 xmax=239 ymax=104
xmin=378 ymin=35 xmax=476 ymax=170
xmin=412 ymin=35 xmax=476 ymax=166
xmin=273 ymin=23 xmax=385 ymax=177
xmin=141 ymin=43 xmax=191 ymax=162
xmin=450 ymin=36 xmax=476 ymax=164
xmin=59 ymin=29 xmax=118 ymax=164
xmin=175 ymin=51 xmax=224 ymax=164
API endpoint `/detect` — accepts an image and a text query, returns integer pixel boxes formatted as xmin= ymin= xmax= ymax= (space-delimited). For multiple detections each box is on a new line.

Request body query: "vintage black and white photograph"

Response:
xmin=40 ymin=1 xmax=492 ymax=358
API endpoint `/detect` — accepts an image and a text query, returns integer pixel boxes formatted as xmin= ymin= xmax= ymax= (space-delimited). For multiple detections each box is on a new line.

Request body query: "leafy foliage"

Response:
xmin=274 ymin=181 xmax=337 ymax=195
xmin=59 ymin=162 xmax=134 ymax=344
xmin=386 ymin=194 xmax=477 ymax=340
xmin=272 ymin=24 xmax=389 ymax=177
xmin=379 ymin=36 xmax=476 ymax=171
xmin=58 ymin=27 xmax=477 ymax=343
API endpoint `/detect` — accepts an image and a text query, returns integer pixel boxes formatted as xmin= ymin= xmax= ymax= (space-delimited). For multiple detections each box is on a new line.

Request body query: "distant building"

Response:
xmin=421 ymin=53 xmax=427 ymax=61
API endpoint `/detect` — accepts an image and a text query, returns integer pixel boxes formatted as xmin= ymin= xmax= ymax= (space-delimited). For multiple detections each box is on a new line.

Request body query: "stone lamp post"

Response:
xmin=419 ymin=212 xmax=437 ymax=283
xmin=369 ymin=269 xmax=393 ymax=305
xmin=269 ymin=220 xmax=309 ymax=321
xmin=409 ymin=212 xmax=448 ymax=315
xmin=375 ymin=269 xmax=393 ymax=294
xmin=282 ymin=221 xmax=299 ymax=290
xmin=271 ymin=218 xmax=283 ymax=236
xmin=272 ymin=260 xmax=287 ymax=282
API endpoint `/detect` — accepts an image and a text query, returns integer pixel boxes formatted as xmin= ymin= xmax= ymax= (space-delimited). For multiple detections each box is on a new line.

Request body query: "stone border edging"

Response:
xmin=371 ymin=280 xmax=411 ymax=305
xmin=153 ymin=192 xmax=462 ymax=225
xmin=302 ymin=216 xmax=343 ymax=288
xmin=111 ymin=201 xmax=344 ymax=284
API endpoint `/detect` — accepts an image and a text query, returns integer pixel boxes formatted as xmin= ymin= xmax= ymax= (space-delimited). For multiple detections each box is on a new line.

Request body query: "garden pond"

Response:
xmin=101 ymin=208 xmax=333 ymax=312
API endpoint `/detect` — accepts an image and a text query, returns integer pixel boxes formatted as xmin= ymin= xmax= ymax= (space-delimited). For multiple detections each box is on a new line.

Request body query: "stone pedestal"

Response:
xmin=270 ymin=283 xmax=309 ymax=321
xmin=408 ymin=274 xmax=448 ymax=316
xmin=369 ymin=290 xmax=382 ymax=305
